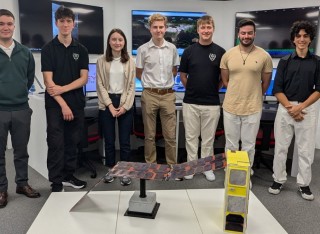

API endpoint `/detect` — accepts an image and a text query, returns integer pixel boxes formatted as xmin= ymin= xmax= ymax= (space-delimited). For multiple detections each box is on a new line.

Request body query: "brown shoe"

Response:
xmin=0 ymin=192 xmax=8 ymax=208
xmin=16 ymin=185 xmax=41 ymax=198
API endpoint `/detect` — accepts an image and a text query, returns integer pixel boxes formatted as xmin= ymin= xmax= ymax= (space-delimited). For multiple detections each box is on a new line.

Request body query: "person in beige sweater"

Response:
xmin=96 ymin=28 xmax=135 ymax=186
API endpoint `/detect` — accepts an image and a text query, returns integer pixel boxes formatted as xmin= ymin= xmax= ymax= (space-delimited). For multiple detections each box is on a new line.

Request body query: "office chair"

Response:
xmin=254 ymin=120 xmax=275 ymax=171
xmin=78 ymin=116 xmax=99 ymax=178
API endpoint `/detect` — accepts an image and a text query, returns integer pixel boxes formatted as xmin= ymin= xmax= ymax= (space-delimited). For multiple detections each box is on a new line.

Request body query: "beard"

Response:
xmin=240 ymin=38 xmax=254 ymax=47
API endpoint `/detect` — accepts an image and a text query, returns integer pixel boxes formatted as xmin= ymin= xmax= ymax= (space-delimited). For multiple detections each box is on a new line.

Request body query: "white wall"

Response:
xmin=3 ymin=0 xmax=320 ymax=89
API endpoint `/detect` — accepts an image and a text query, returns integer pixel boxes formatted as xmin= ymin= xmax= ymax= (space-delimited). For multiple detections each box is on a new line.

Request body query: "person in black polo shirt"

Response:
xmin=179 ymin=15 xmax=225 ymax=181
xmin=41 ymin=6 xmax=89 ymax=192
xmin=268 ymin=21 xmax=320 ymax=201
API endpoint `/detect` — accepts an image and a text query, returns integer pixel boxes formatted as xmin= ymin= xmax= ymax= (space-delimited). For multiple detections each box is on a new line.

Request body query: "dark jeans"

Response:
xmin=46 ymin=108 xmax=84 ymax=184
xmin=0 ymin=108 xmax=32 ymax=191
xmin=99 ymin=94 xmax=133 ymax=167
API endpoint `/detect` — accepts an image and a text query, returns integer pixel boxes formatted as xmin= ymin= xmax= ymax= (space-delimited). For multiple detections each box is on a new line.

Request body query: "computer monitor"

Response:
xmin=85 ymin=63 xmax=98 ymax=97
xmin=134 ymin=66 xmax=186 ymax=94
xmin=265 ymin=68 xmax=277 ymax=96
xmin=264 ymin=68 xmax=278 ymax=102
xmin=135 ymin=78 xmax=143 ymax=92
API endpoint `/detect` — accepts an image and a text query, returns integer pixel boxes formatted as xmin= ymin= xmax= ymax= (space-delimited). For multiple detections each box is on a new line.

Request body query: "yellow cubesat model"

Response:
xmin=224 ymin=150 xmax=251 ymax=233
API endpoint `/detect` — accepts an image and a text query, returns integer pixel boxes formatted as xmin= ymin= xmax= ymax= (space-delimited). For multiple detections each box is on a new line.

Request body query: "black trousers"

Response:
xmin=46 ymin=108 xmax=84 ymax=184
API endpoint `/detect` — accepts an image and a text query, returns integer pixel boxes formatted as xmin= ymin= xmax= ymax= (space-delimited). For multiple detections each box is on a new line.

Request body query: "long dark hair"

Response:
xmin=105 ymin=28 xmax=129 ymax=63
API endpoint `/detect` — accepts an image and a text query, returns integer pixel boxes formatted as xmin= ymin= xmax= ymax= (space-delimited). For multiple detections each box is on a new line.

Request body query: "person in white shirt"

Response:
xmin=136 ymin=13 xmax=180 ymax=165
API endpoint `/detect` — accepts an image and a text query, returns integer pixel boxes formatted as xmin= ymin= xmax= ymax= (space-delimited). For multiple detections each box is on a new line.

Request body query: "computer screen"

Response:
xmin=85 ymin=63 xmax=98 ymax=97
xmin=18 ymin=0 xmax=104 ymax=54
xmin=135 ymin=78 xmax=143 ymax=92
xmin=135 ymin=71 xmax=226 ymax=93
xmin=217 ymin=69 xmax=277 ymax=95
xmin=265 ymin=68 xmax=277 ymax=96
xmin=132 ymin=10 xmax=206 ymax=56
xmin=135 ymin=66 xmax=185 ymax=93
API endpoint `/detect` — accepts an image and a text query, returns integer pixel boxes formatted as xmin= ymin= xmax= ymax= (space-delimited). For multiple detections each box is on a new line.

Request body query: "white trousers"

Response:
xmin=183 ymin=103 xmax=220 ymax=161
xmin=223 ymin=110 xmax=262 ymax=167
xmin=273 ymin=102 xmax=317 ymax=186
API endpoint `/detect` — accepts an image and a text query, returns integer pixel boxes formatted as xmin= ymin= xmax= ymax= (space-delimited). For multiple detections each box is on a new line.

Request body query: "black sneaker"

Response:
xmin=51 ymin=183 xmax=64 ymax=192
xmin=62 ymin=175 xmax=87 ymax=189
xmin=268 ymin=181 xmax=283 ymax=195
xmin=120 ymin=176 xmax=131 ymax=186
xmin=298 ymin=186 xmax=314 ymax=201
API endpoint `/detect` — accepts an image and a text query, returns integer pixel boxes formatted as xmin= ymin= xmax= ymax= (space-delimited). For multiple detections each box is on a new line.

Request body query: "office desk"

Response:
xmin=28 ymin=94 xmax=48 ymax=179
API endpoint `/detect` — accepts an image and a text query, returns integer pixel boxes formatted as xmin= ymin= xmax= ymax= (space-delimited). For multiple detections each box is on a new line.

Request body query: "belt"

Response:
xmin=108 ymin=93 xmax=121 ymax=97
xmin=144 ymin=88 xmax=174 ymax=95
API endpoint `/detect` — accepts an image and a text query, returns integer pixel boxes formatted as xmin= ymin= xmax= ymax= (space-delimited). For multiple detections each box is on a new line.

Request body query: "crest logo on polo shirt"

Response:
xmin=209 ymin=53 xmax=216 ymax=61
xmin=73 ymin=53 xmax=79 ymax=61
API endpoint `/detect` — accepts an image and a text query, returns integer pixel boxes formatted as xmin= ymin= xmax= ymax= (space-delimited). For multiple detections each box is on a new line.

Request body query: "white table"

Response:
xmin=28 ymin=189 xmax=287 ymax=234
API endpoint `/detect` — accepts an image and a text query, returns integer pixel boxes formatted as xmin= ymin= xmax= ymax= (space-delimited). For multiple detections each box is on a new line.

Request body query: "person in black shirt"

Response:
xmin=179 ymin=15 xmax=225 ymax=181
xmin=268 ymin=21 xmax=320 ymax=201
xmin=41 ymin=6 xmax=89 ymax=192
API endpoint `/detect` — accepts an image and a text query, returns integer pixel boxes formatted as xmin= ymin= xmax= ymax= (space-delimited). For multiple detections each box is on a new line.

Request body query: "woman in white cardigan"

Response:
xmin=96 ymin=28 xmax=135 ymax=186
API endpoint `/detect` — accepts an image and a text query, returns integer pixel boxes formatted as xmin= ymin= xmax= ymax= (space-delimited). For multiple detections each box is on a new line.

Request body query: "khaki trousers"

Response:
xmin=141 ymin=89 xmax=176 ymax=165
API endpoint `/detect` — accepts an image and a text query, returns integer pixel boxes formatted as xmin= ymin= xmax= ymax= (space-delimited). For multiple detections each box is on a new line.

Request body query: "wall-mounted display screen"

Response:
xmin=235 ymin=6 xmax=320 ymax=58
xmin=18 ymin=0 xmax=104 ymax=54
xmin=52 ymin=1 xmax=104 ymax=54
xmin=19 ymin=0 xmax=52 ymax=51
xmin=132 ymin=10 xmax=206 ymax=56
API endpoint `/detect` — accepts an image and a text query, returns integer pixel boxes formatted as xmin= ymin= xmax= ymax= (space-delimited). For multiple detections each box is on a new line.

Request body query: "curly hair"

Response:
xmin=290 ymin=21 xmax=316 ymax=43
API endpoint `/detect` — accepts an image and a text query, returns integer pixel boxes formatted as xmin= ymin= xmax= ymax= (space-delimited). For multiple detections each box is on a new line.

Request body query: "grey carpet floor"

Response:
xmin=1 ymin=149 xmax=320 ymax=234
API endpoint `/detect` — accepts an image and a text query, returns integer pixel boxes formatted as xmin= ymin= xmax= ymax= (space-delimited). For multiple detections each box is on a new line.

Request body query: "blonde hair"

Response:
xmin=148 ymin=13 xmax=167 ymax=27
xmin=197 ymin=15 xmax=215 ymax=28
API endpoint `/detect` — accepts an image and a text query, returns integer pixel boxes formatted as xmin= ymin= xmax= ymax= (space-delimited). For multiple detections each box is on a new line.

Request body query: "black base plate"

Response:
xmin=124 ymin=202 xmax=160 ymax=219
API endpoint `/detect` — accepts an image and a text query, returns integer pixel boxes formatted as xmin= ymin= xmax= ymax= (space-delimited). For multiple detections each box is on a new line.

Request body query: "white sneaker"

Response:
xmin=203 ymin=170 xmax=215 ymax=181
xmin=184 ymin=174 xmax=194 ymax=180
